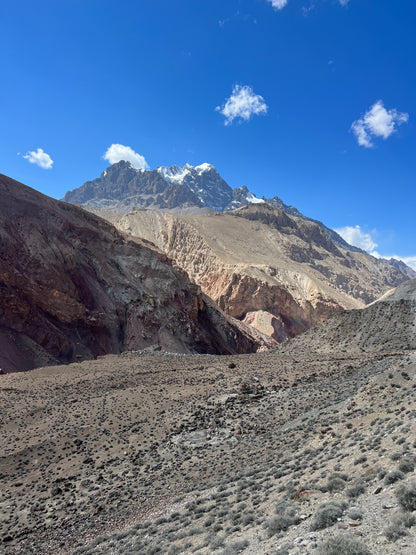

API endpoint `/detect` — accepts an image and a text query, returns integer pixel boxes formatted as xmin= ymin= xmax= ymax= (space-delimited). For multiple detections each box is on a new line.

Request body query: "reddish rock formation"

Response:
xmin=88 ymin=206 xmax=408 ymax=343
xmin=0 ymin=174 xmax=271 ymax=373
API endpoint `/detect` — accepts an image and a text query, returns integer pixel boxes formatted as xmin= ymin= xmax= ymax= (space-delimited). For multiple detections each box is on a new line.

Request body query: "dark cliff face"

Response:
xmin=0 ymin=174 xmax=266 ymax=373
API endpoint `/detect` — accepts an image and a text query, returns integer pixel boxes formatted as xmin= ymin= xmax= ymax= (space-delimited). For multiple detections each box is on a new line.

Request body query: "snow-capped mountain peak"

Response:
xmin=157 ymin=163 xmax=217 ymax=185
xmin=246 ymin=192 xmax=265 ymax=204
xmin=157 ymin=164 xmax=192 ymax=184
xmin=195 ymin=163 xmax=215 ymax=174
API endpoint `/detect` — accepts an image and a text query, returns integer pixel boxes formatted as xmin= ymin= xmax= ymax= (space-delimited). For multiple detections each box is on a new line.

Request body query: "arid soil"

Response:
xmin=1 ymin=341 xmax=415 ymax=554
xmin=1 ymin=272 xmax=416 ymax=555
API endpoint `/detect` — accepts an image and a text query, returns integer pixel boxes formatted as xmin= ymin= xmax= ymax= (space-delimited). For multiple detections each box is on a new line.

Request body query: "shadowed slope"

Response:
xmin=0 ymin=174 xmax=269 ymax=373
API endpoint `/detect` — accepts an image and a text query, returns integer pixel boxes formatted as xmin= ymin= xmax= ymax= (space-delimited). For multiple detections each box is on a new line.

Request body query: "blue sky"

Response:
xmin=1 ymin=0 xmax=415 ymax=267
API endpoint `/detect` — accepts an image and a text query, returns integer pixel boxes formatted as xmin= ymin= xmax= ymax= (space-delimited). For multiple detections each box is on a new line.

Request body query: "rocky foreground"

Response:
xmin=1 ymin=320 xmax=415 ymax=553
xmin=1 ymin=204 xmax=416 ymax=554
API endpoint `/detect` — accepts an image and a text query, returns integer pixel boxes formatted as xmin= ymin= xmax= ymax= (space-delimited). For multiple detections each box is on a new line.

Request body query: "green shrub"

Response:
xmin=396 ymin=481 xmax=416 ymax=512
xmin=348 ymin=507 xmax=363 ymax=520
xmin=311 ymin=501 xmax=347 ymax=530
xmin=265 ymin=514 xmax=299 ymax=537
xmin=317 ymin=534 xmax=371 ymax=555
xmin=326 ymin=473 xmax=349 ymax=493
xmin=263 ymin=501 xmax=300 ymax=537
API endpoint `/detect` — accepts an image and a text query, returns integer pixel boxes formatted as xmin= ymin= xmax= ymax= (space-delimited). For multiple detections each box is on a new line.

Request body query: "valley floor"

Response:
xmin=1 ymin=346 xmax=416 ymax=554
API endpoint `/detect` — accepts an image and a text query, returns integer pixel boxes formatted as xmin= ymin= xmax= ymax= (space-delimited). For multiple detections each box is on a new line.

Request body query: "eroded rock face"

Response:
xmin=0 ymin=174 xmax=270 ymax=373
xmin=87 ymin=205 xmax=409 ymax=343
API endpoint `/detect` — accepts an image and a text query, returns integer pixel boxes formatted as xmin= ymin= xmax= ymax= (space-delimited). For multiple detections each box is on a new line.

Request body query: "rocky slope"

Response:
xmin=87 ymin=204 xmax=408 ymax=343
xmin=64 ymin=159 xmax=413 ymax=273
xmin=386 ymin=257 xmax=416 ymax=279
xmin=66 ymin=160 xmax=343 ymax=243
xmin=0 ymin=174 xmax=270 ymax=373
xmin=280 ymin=278 xmax=416 ymax=356
xmin=1 ymin=280 xmax=415 ymax=554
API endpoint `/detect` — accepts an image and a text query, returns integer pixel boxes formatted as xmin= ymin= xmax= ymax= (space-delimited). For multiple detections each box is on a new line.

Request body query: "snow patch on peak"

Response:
xmin=157 ymin=165 xmax=192 ymax=184
xmin=195 ymin=163 xmax=215 ymax=174
xmin=246 ymin=192 xmax=265 ymax=204
xmin=157 ymin=163 xmax=216 ymax=185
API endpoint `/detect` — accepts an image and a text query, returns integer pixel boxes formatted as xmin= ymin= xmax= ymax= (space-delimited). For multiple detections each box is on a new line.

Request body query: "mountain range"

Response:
xmin=1 ymin=165 xmax=416 ymax=554
xmin=63 ymin=160 xmax=375 ymax=255
xmin=86 ymin=203 xmax=409 ymax=343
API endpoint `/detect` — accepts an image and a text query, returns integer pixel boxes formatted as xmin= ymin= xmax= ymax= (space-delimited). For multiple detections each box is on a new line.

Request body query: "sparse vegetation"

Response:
xmin=311 ymin=500 xmax=347 ymax=530
xmin=398 ymin=454 xmax=416 ymax=473
xmin=384 ymin=470 xmax=405 ymax=485
xmin=317 ymin=534 xmax=371 ymax=555
xmin=384 ymin=511 xmax=416 ymax=541
xmin=2 ymin=305 xmax=416 ymax=554
xmin=396 ymin=481 xmax=416 ymax=512
xmin=326 ymin=472 xmax=349 ymax=492
xmin=346 ymin=479 xmax=367 ymax=498
xmin=348 ymin=507 xmax=363 ymax=520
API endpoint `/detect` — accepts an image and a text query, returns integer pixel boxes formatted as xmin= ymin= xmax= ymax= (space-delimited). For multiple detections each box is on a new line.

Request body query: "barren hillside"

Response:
xmin=0 ymin=174 xmax=269 ymax=373
xmin=88 ymin=204 xmax=408 ymax=342
xmin=1 ymin=281 xmax=416 ymax=554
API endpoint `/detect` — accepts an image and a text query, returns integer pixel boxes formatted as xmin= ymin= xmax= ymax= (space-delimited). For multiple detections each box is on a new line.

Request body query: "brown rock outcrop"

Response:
xmin=0 ymin=174 xmax=270 ymax=373
xmin=87 ymin=204 xmax=408 ymax=342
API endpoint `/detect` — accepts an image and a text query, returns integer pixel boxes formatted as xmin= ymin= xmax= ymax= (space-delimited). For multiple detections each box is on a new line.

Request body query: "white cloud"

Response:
xmin=267 ymin=0 xmax=288 ymax=9
xmin=351 ymin=100 xmax=409 ymax=148
xmin=103 ymin=144 xmax=149 ymax=170
xmin=22 ymin=148 xmax=53 ymax=169
xmin=216 ymin=85 xmax=268 ymax=126
xmin=334 ymin=225 xmax=416 ymax=271
xmin=335 ymin=225 xmax=378 ymax=252
xmin=339 ymin=0 xmax=350 ymax=6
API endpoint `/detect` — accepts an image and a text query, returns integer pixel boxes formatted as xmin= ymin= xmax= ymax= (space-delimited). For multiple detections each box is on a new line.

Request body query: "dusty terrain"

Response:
xmin=1 ymin=281 xmax=416 ymax=554
xmin=87 ymin=204 xmax=408 ymax=343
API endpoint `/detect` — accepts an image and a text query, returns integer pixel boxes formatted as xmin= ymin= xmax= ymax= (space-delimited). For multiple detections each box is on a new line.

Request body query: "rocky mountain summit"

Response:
xmin=64 ymin=160 xmax=404 ymax=261
xmin=0 ymin=174 xmax=271 ymax=373
xmin=89 ymin=203 xmax=409 ymax=343
xmin=63 ymin=161 xmax=241 ymax=213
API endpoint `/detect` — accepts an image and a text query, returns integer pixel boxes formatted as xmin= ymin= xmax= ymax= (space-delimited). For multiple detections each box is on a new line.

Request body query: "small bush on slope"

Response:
xmin=396 ymin=480 xmax=416 ymax=512
xmin=311 ymin=501 xmax=347 ymax=530
xmin=384 ymin=511 xmax=416 ymax=541
xmin=317 ymin=534 xmax=371 ymax=555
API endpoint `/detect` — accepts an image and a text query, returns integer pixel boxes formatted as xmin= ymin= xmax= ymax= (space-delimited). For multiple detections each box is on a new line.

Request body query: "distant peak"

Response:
xmin=195 ymin=163 xmax=215 ymax=173
xmin=246 ymin=192 xmax=265 ymax=204
xmin=156 ymin=162 xmax=218 ymax=185
xmin=107 ymin=159 xmax=144 ymax=172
